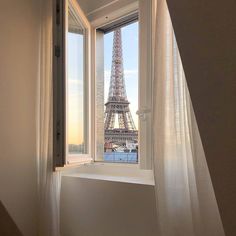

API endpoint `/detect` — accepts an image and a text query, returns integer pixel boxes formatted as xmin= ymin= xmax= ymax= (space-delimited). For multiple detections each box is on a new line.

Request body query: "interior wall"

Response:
xmin=0 ymin=202 xmax=23 ymax=236
xmin=61 ymin=177 xmax=158 ymax=236
xmin=0 ymin=1 xmax=40 ymax=235
xmin=166 ymin=0 xmax=236 ymax=235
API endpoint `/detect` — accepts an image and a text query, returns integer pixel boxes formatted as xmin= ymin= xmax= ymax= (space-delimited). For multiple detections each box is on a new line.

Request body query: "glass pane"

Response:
xmin=96 ymin=22 xmax=139 ymax=163
xmin=67 ymin=7 xmax=87 ymax=155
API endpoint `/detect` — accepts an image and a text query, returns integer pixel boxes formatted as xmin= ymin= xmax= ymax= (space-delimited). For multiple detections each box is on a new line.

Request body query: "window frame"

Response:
xmin=94 ymin=20 xmax=139 ymax=164
xmin=53 ymin=0 xmax=93 ymax=169
xmin=91 ymin=0 xmax=154 ymax=169
xmin=65 ymin=0 xmax=92 ymax=164
xmin=53 ymin=0 xmax=154 ymax=171
xmin=137 ymin=0 xmax=154 ymax=169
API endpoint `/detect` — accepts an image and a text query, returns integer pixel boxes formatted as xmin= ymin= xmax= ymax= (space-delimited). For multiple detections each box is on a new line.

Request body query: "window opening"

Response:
xmin=96 ymin=21 xmax=139 ymax=163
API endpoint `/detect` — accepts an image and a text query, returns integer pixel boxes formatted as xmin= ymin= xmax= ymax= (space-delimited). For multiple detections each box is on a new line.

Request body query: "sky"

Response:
xmin=67 ymin=32 xmax=85 ymax=146
xmin=67 ymin=22 xmax=139 ymax=145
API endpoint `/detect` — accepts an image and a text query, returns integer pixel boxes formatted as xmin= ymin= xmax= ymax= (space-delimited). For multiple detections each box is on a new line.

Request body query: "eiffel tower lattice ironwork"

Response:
xmin=104 ymin=28 xmax=138 ymax=144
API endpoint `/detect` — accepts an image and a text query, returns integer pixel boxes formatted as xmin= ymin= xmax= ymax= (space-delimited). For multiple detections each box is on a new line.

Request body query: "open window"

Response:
xmin=95 ymin=17 xmax=139 ymax=164
xmin=53 ymin=0 xmax=92 ymax=168
xmin=93 ymin=2 xmax=153 ymax=169
xmin=53 ymin=0 xmax=153 ymax=170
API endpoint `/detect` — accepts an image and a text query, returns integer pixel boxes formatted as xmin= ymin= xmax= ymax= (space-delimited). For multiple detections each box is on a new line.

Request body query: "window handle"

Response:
xmin=136 ymin=108 xmax=151 ymax=121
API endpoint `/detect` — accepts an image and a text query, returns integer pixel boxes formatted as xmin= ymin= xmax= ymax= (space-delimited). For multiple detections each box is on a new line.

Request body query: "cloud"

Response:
xmin=68 ymin=78 xmax=83 ymax=85
xmin=104 ymin=69 xmax=138 ymax=81
xmin=124 ymin=69 xmax=138 ymax=79
xmin=104 ymin=70 xmax=110 ymax=80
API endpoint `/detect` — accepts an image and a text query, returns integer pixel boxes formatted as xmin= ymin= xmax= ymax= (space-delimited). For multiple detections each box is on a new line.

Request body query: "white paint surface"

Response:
xmin=77 ymin=0 xmax=120 ymax=14
xmin=0 ymin=1 xmax=40 ymax=235
xmin=61 ymin=175 xmax=158 ymax=236
xmin=62 ymin=163 xmax=154 ymax=185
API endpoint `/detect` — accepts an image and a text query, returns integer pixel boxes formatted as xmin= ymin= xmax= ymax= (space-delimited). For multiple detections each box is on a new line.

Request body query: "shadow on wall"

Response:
xmin=0 ymin=201 xmax=23 ymax=236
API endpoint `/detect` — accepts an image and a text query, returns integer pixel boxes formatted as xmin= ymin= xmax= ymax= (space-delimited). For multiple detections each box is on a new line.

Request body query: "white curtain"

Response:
xmin=37 ymin=0 xmax=61 ymax=235
xmin=152 ymin=0 xmax=225 ymax=235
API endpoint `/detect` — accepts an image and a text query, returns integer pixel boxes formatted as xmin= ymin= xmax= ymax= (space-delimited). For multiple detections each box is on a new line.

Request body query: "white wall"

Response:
xmin=0 ymin=1 xmax=40 ymax=235
xmin=61 ymin=176 xmax=158 ymax=236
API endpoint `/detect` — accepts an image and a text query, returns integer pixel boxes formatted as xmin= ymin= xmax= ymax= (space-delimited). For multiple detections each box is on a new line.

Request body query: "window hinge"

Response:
xmin=55 ymin=45 xmax=60 ymax=57
xmin=56 ymin=1 xmax=60 ymax=25
xmin=56 ymin=121 xmax=61 ymax=140
xmin=136 ymin=107 xmax=151 ymax=121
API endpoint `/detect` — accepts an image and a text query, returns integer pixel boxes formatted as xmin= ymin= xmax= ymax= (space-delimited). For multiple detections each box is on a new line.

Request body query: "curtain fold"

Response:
xmin=152 ymin=0 xmax=225 ymax=235
xmin=37 ymin=0 xmax=61 ymax=235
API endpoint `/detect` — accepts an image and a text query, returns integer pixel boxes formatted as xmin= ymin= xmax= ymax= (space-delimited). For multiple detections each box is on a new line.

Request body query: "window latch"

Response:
xmin=55 ymin=45 xmax=60 ymax=57
xmin=136 ymin=108 xmax=151 ymax=121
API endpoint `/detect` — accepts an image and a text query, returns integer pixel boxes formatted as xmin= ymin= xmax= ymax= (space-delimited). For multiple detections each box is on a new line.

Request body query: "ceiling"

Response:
xmin=76 ymin=0 xmax=119 ymax=15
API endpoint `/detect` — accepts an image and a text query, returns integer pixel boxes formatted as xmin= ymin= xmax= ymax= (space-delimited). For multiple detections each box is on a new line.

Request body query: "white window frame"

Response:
xmin=53 ymin=0 xmax=94 ymax=169
xmin=65 ymin=0 xmax=93 ymax=165
xmin=53 ymin=0 xmax=154 ymax=171
xmin=91 ymin=0 xmax=154 ymax=170
xmin=138 ymin=0 xmax=154 ymax=169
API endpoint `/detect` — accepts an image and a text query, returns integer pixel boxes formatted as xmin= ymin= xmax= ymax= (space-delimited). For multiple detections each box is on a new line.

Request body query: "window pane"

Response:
xmin=67 ymin=8 xmax=87 ymax=155
xmin=96 ymin=21 xmax=139 ymax=163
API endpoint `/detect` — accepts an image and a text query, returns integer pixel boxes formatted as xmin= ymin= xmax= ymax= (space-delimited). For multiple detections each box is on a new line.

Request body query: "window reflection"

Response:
xmin=67 ymin=8 xmax=87 ymax=155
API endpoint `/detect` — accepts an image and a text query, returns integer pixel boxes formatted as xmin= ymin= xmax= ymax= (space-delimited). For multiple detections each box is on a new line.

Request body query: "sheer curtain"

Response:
xmin=37 ymin=0 xmax=61 ymax=235
xmin=152 ymin=0 xmax=225 ymax=235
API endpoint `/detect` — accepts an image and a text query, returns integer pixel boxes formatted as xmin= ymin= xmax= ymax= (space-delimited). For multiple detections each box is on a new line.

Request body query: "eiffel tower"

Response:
xmin=104 ymin=28 xmax=138 ymax=144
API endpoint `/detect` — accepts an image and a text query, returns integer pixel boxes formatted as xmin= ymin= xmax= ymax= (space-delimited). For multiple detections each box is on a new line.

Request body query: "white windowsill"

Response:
xmin=62 ymin=162 xmax=155 ymax=186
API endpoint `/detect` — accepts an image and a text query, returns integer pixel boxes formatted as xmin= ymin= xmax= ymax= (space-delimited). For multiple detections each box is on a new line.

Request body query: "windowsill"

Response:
xmin=62 ymin=162 xmax=155 ymax=186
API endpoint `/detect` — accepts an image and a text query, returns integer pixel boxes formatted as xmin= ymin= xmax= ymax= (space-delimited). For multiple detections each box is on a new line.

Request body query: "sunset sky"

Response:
xmin=67 ymin=32 xmax=84 ymax=145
